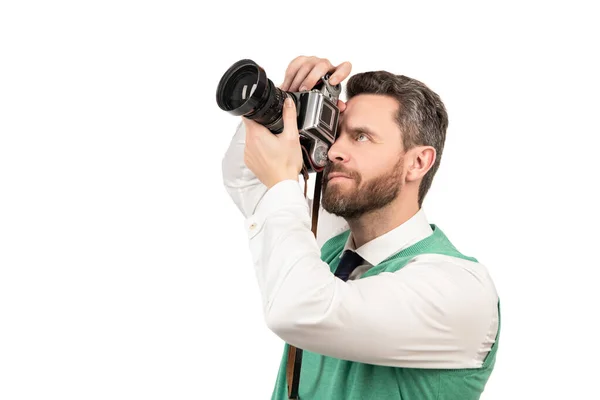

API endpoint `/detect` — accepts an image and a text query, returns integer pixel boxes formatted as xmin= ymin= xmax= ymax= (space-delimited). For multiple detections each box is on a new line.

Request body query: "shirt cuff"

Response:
xmin=244 ymin=179 xmax=309 ymax=238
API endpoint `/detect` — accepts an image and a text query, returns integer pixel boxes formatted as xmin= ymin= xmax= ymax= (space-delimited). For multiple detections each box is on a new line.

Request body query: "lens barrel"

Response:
xmin=216 ymin=59 xmax=287 ymax=133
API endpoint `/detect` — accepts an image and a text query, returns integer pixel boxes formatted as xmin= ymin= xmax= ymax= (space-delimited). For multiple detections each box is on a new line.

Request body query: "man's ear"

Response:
xmin=405 ymin=146 xmax=436 ymax=183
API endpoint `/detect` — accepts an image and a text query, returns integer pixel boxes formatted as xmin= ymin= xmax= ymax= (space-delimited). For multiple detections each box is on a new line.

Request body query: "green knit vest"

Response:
xmin=270 ymin=224 xmax=500 ymax=400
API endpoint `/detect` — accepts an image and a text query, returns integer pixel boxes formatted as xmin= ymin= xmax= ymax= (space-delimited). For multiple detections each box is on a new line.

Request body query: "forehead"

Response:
xmin=339 ymin=94 xmax=400 ymax=133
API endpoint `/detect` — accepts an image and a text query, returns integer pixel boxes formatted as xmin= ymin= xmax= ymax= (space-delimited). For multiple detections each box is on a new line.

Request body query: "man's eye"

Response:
xmin=356 ymin=133 xmax=369 ymax=142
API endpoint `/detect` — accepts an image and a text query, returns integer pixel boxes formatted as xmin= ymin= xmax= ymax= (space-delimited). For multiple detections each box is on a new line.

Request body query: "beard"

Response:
xmin=321 ymin=156 xmax=404 ymax=220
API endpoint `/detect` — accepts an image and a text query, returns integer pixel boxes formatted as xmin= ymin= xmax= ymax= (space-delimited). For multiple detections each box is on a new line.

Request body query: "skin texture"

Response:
xmin=242 ymin=57 xmax=437 ymax=248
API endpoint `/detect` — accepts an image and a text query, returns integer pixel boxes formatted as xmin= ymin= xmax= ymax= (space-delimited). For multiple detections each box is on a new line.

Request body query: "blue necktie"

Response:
xmin=334 ymin=250 xmax=364 ymax=281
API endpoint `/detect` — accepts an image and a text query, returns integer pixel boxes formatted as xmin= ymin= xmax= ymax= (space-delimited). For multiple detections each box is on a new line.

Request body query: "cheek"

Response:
xmin=358 ymin=155 xmax=395 ymax=182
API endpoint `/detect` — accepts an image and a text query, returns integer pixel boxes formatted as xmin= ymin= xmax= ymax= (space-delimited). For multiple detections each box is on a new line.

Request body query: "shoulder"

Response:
xmin=399 ymin=253 xmax=498 ymax=304
xmin=394 ymin=254 xmax=499 ymax=352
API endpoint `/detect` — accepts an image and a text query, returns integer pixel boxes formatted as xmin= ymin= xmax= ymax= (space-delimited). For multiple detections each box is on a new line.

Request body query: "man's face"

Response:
xmin=321 ymin=94 xmax=405 ymax=220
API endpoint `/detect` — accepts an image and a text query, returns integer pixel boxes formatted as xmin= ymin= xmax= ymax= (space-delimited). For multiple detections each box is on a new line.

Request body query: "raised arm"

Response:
xmin=221 ymin=120 xmax=270 ymax=218
xmin=248 ymin=180 xmax=499 ymax=369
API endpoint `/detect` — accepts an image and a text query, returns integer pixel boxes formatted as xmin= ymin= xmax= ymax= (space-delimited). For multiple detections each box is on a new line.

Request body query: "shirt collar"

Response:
xmin=340 ymin=208 xmax=433 ymax=266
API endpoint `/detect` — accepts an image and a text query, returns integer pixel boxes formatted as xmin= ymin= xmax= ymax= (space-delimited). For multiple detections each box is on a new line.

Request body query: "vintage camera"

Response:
xmin=216 ymin=59 xmax=341 ymax=173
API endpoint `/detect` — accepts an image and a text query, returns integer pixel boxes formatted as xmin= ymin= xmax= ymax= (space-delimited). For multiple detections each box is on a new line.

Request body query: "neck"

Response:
xmin=346 ymin=193 xmax=419 ymax=249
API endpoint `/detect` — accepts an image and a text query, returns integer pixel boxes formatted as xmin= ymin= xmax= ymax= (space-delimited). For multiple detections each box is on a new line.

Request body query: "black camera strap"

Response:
xmin=286 ymin=165 xmax=324 ymax=400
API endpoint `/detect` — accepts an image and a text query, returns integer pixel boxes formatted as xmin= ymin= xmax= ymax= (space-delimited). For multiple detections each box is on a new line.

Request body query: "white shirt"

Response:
xmin=222 ymin=122 xmax=499 ymax=369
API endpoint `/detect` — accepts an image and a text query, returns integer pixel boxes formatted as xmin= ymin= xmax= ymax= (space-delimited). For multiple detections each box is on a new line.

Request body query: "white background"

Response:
xmin=1 ymin=1 xmax=599 ymax=399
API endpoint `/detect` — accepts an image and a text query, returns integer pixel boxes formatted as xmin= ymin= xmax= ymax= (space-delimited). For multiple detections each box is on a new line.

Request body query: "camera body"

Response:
xmin=288 ymin=76 xmax=341 ymax=172
xmin=216 ymin=59 xmax=342 ymax=173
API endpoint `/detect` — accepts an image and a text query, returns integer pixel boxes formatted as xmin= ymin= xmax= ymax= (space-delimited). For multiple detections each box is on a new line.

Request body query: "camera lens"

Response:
xmin=216 ymin=59 xmax=288 ymax=133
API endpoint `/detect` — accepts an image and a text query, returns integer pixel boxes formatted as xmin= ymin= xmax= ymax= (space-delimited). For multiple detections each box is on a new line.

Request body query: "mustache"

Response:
xmin=324 ymin=163 xmax=359 ymax=180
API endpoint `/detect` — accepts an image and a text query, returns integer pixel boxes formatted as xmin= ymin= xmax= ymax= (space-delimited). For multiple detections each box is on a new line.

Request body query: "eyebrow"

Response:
xmin=339 ymin=123 xmax=380 ymax=139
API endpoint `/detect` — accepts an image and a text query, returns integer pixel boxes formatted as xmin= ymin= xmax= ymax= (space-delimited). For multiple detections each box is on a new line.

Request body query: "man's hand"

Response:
xmin=280 ymin=56 xmax=352 ymax=92
xmin=280 ymin=56 xmax=352 ymax=112
xmin=243 ymin=97 xmax=303 ymax=190
xmin=242 ymin=56 xmax=353 ymax=189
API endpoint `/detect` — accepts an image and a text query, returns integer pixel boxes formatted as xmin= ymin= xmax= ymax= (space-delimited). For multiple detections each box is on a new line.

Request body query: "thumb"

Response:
xmin=281 ymin=96 xmax=299 ymax=139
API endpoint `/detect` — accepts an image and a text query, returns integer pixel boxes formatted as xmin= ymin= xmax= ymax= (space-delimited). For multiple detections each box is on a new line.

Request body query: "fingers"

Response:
xmin=280 ymin=55 xmax=309 ymax=91
xmin=288 ymin=63 xmax=315 ymax=92
xmin=337 ymin=99 xmax=347 ymax=112
xmin=281 ymin=96 xmax=299 ymax=139
xmin=328 ymin=61 xmax=352 ymax=86
xmin=296 ymin=59 xmax=334 ymax=92
xmin=280 ymin=56 xmax=351 ymax=92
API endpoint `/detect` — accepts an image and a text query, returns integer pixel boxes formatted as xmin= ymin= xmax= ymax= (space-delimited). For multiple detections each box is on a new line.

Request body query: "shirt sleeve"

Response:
xmin=245 ymin=180 xmax=499 ymax=369
xmin=221 ymin=121 xmax=270 ymax=218
xmin=221 ymin=121 xmax=348 ymax=246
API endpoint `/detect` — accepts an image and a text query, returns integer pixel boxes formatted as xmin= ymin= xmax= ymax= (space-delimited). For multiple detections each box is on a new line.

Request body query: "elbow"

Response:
xmin=264 ymin=290 xmax=336 ymax=341
xmin=264 ymin=296 xmax=313 ymax=342
xmin=264 ymin=301 xmax=296 ymax=338
xmin=264 ymin=264 xmax=340 ymax=341
xmin=265 ymin=315 xmax=285 ymax=337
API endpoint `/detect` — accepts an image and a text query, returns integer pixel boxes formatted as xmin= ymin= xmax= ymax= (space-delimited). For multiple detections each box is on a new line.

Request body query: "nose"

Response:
xmin=327 ymin=137 xmax=350 ymax=164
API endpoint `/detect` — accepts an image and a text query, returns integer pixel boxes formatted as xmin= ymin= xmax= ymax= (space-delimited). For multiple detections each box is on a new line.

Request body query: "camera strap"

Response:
xmin=286 ymin=166 xmax=324 ymax=400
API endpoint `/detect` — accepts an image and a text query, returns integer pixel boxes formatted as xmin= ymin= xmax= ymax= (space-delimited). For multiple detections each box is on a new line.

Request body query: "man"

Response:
xmin=221 ymin=56 xmax=500 ymax=399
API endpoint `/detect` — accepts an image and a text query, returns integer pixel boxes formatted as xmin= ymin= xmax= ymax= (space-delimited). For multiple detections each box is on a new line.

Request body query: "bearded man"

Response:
xmin=221 ymin=55 xmax=500 ymax=400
